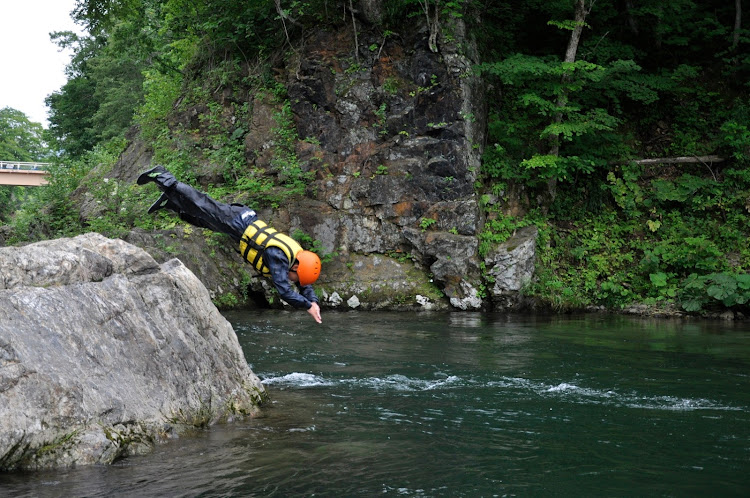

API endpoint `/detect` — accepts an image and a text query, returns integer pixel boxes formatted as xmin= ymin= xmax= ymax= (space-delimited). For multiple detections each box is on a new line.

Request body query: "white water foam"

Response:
xmin=260 ymin=372 xmax=741 ymax=412
xmin=353 ymin=374 xmax=462 ymax=391
xmin=482 ymin=376 xmax=740 ymax=411
xmin=261 ymin=372 xmax=333 ymax=387
xmin=540 ymin=381 xmax=739 ymax=411
xmin=260 ymin=372 xmax=462 ymax=391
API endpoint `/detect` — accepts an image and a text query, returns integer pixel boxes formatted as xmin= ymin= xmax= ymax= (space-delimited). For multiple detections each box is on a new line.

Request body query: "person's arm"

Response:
xmin=264 ymin=247 xmax=321 ymax=323
xmin=299 ymin=283 xmax=318 ymax=303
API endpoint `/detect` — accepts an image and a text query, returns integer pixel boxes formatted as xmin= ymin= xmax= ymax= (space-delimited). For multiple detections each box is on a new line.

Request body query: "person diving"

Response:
xmin=138 ymin=165 xmax=322 ymax=323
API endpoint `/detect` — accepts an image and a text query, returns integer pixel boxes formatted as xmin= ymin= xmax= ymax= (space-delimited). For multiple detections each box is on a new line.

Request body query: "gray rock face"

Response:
xmin=0 ymin=233 xmax=265 ymax=470
xmin=280 ymin=20 xmax=486 ymax=309
xmin=315 ymin=252 xmax=448 ymax=311
xmin=122 ymin=227 xmax=258 ymax=307
xmin=483 ymin=226 xmax=538 ymax=310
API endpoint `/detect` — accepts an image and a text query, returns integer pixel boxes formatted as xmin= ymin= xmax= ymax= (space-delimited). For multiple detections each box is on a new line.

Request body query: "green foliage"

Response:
xmin=381 ymin=0 xmax=466 ymax=31
xmin=269 ymin=100 xmax=312 ymax=203
xmin=213 ymin=292 xmax=240 ymax=309
xmin=45 ymin=74 xmax=101 ymax=157
xmin=680 ymin=273 xmax=750 ymax=312
xmin=478 ymin=51 xmax=660 ymax=185
xmin=0 ymin=107 xmax=50 ymax=161
xmin=5 ymin=138 xmax=170 ymax=244
xmin=526 ymin=156 xmax=750 ymax=312
xmin=519 ymin=154 xmax=598 ymax=183
xmin=81 ymin=172 xmax=159 ymax=239
xmin=86 ymin=17 xmax=148 ymax=141
xmin=720 ymin=119 xmax=750 ymax=164
xmin=4 ymin=0 xmax=747 ymax=320
xmin=382 ymin=77 xmax=400 ymax=95
xmin=46 ymin=22 xmax=147 ymax=157
xmin=52 ymin=0 xmax=286 ymax=159
xmin=605 ymin=164 xmax=645 ymax=218
xmin=373 ymin=103 xmax=388 ymax=135
xmin=7 ymin=159 xmax=88 ymax=244
xmin=642 ymin=235 xmax=725 ymax=274
xmin=0 ymin=107 xmax=52 ymax=221
xmin=473 ymin=0 xmax=750 ymax=315
xmin=419 ymin=217 xmax=437 ymax=232
xmin=0 ymin=187 xmax=13 ymax=223
xmin=478 ymin=215 xmax=533 ymax=258
xmin=137 ymin=69 xmax=183 ymax=141
xmin=530 ymin=212 xmax=638 ymax=309
xmin=291 ymin=229 xmax=335 ymax=263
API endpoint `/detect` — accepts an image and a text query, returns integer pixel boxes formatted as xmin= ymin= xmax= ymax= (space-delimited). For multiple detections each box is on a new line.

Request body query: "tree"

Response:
xmin=0 ymin=107 xmax=52 ymax=222
xmin=0 ymin=107 xmax=50 ymax=161
xmin=477 ymin=1 xmax=637 ymax=192
xmin=46 ymin=75 xmax=101 ymax=157
xmin=46 ymin=19 xmax=147 ymax=156
xmin=545 ymin=0 xmax=593 ymax=200
xmin=548 ymin=0 xmax=591 ymax=157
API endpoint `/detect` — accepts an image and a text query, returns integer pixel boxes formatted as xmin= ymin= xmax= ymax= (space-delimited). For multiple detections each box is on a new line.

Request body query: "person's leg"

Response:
xmin=168 ymin=182 xmax=250 ymax=239
xmin=139 ymin=166 xmax=249 ymax=241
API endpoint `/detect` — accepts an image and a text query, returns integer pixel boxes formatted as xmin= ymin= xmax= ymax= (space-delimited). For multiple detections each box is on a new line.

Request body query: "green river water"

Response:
xmin=1 ymin=311 xmax=749 ymax=496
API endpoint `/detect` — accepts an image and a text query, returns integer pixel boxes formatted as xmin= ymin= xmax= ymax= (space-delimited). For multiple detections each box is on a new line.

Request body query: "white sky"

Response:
xmin=0 ymin=0 xmax=84 ymax=128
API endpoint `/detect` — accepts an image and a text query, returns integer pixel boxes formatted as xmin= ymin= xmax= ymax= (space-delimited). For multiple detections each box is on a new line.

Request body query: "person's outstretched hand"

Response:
xmin=308 ymin=302 xmax=322 ymax=324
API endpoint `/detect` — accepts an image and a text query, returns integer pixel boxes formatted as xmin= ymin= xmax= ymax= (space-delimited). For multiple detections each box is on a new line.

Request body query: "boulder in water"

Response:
xmin=0 ymin=233 xmax=266 ymax=470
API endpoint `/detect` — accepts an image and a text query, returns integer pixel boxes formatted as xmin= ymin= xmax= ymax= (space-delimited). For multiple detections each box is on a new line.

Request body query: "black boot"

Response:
xmin=137 ymin=165 xmax=169 ymax=185
xmin=147 ymin=192 xmax=179 ymax=214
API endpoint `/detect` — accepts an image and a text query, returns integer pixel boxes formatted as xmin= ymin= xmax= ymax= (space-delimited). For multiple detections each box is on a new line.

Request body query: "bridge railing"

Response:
xmin=0 ymin=161 xmax=51 ymax=171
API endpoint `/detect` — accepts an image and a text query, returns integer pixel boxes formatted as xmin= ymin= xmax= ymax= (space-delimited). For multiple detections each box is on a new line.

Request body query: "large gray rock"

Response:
xmin=281 ymin=16 xmax=487 ymax=310
xmin=483 ymin=226 xmax=538 ymax=310
xmin=0 ymin=233 xmax=266 ymax=470
xmin=123 ymin=226 xmax=261 ymax=308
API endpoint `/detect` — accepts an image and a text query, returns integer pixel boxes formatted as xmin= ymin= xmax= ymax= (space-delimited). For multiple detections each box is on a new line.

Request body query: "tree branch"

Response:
xmin=630 ymin=155 xmax=725 ymax=165
xmin=350 ymin=0 xmax=359 ymax=63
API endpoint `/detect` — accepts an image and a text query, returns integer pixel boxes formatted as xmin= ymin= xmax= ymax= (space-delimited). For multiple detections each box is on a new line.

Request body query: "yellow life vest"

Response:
xmin=239 ymin=220 xmax=302 ymax=277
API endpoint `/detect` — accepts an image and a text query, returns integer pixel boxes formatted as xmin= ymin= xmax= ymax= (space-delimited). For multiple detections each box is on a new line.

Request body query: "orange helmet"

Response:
xmin=296 ymin=250 xmax=321 ymax=286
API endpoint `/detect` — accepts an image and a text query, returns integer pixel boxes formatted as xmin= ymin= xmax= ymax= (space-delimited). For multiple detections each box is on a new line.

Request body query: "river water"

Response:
xmin=2 ymin=311 xmax=749 ymax=496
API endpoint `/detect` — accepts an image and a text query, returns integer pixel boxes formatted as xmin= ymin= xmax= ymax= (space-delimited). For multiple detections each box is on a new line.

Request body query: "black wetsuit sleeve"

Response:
xmin=264 ymin=247 xmax=319 ymax=309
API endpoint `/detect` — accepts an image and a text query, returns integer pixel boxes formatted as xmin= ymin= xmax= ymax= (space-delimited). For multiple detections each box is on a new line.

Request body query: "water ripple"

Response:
xmin=539 ymin=380 xmax=743 ymax=412
xmin=260 ymin=372 xmax=744 ymax=412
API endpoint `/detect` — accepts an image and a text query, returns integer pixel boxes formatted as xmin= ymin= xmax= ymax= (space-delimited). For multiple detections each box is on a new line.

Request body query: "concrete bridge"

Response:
xmin=0 ymin=161 xmax=50 ymax=186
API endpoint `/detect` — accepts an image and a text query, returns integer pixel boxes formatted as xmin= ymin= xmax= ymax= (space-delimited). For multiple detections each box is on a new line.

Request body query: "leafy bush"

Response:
xmin=7 ymin=159 xmax=87 ymax=243
xmin=478 ymin=214 xmax=533 ymax=258
xmin=720 ymin=119 xmax=750 ymax=164
xmin=679 ymin=273 xmax=750 ymax=312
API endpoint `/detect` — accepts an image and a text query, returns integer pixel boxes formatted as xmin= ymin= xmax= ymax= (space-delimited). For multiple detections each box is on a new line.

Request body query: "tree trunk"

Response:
xmin=418 ymin=0 xmax=440 ymax=53
xmin=564 ymin=0 xmax=587 ymax=64
xmin=733 ymin=0 xmax=742 ymax=50
xmin=625 ymin=0 xmax=639 ymax=35
xmin=551 ymin=0 xmax=588 ymax=153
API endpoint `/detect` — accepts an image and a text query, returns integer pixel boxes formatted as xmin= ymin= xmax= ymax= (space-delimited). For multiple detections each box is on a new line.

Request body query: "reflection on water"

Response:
xmin=1 ymin=311 xmax=749 ymax=496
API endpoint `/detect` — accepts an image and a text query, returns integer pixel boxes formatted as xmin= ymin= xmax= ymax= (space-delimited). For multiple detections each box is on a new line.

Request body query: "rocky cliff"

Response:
xmin=0 ymin=233 xmax=266 ymax=470
xmin=78 ymin=3 xmax=537 ymax=312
